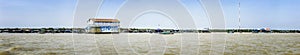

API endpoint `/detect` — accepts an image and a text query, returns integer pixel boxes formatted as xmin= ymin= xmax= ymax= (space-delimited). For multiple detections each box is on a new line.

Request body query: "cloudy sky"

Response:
xmin=0 ymin=0 xmax=299 ymax=30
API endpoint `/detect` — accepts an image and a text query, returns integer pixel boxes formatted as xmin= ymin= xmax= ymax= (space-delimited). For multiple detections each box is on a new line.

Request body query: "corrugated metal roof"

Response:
xmin=88 ymin=18 xmax=120 ymax=22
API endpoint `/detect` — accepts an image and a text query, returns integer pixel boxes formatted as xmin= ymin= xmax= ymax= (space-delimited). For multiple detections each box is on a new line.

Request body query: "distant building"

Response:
xmin=258 ymin=28 xmax=270 ymax=32
xmin=86 ymin=18 xmax=120 ymax=34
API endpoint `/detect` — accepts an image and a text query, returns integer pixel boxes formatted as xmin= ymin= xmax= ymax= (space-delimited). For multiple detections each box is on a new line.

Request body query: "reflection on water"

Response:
xmin=0 ymin=33 xmax=300 ymax=55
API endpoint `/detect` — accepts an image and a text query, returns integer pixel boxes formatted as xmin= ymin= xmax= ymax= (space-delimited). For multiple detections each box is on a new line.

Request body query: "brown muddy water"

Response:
xmin=0 ymin=33 xmax=300 ymax=55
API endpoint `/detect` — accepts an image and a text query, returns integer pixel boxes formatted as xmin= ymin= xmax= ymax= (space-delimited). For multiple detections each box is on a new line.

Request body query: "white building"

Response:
xmin=86 ymin=18 xmax=120 ymax=34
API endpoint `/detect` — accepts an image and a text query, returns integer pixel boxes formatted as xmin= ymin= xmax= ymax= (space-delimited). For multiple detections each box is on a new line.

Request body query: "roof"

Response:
xmin=88 ymin=18 xmax=120 ymax=23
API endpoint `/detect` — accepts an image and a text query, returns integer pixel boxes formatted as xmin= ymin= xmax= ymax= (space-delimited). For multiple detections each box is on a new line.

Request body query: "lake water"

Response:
xmin=0 ymin=33 xmax=300 ymax=55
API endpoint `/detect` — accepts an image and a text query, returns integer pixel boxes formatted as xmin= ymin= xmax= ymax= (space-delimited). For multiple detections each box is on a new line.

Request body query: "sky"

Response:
xmin=0 ymin=0 xmax=300 ymax=30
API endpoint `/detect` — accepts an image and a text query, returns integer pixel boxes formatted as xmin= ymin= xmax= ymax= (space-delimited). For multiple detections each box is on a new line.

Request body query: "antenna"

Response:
xmin=158 ymin=24 xmax=160 ymax=29
xmin=238 ymin=0 xmax=241 ymax=33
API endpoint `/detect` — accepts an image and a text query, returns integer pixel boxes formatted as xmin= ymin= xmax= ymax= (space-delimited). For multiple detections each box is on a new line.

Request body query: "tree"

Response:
xmin=39 ymin=28 xmax=46 ymax=34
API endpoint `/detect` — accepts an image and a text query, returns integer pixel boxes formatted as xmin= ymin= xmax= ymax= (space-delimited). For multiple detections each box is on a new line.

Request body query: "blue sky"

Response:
xmin=0 ymin=0 xmax=299 ymax=30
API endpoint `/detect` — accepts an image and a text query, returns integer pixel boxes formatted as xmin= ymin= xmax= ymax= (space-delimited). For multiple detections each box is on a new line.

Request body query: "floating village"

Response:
xmin=0 ymin=18 xmax=299 ymax=34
